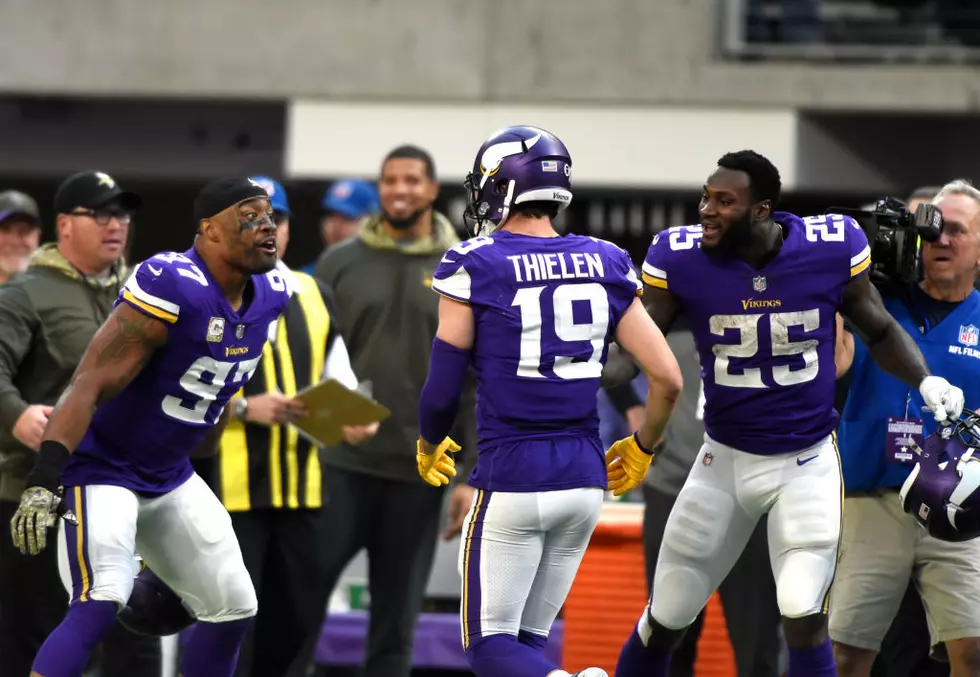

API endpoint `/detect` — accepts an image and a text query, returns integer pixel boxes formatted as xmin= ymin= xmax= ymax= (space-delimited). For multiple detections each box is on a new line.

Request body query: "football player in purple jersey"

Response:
xmin=9 ymin=177 xmax=294 ymax=677
xmin=614 ymin=150 xmax=964 ymax=677
xmin=417 ymin=125 xmax=683 ymax=677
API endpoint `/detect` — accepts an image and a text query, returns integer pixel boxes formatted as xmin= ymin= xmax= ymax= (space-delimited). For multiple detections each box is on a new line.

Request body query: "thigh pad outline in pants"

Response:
xmin=57 ymin=485 xmax=140 ymax=608
xmin=767 ymin=440 xmax=841 ymax=619
xmin=135 ymin=474 xmax=257 ymax=623
xmin=651 ymin=444 xmax=760 ymax=631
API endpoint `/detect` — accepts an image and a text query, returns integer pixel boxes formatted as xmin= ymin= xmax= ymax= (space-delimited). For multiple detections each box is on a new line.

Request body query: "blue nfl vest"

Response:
xmin=838 ymin=290 xmax=980 ymax=492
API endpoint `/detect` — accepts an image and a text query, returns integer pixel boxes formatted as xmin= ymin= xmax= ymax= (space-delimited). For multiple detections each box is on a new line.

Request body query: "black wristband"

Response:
xmin=25 ymin=440 xmax=71 ymax=492
xmin=605 ymin=382 xmax=643 ymax=414
xmin=633 ymin=431 xmax=654 ymax=455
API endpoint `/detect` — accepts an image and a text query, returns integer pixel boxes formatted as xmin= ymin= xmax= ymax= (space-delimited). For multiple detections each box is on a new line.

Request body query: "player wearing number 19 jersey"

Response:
xmin=10 ymin=178 xmax=290 ymax=677
xmin=416 ymin=126 xmax=682 ymax=677
xmin=615 ymin=151 xmax=965 ymax=677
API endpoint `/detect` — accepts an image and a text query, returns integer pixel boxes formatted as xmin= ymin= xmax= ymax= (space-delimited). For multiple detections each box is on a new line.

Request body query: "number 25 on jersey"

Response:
xmin=711 ymin=309 xmax=820 ymax=388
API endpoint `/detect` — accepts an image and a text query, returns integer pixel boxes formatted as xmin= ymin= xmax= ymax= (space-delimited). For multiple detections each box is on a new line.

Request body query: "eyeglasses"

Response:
xmin=71 ymin=209 xmax=132 ymax=226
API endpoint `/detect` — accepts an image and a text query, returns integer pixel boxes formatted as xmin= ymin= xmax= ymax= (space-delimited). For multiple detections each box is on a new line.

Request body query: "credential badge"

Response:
xmin=207 ymin=317 xmax=225 ymax=343
xmin=752 ymin=275 xmax=767 ymax=292
xmin=236 ymin=324 xmax=246 ymax=340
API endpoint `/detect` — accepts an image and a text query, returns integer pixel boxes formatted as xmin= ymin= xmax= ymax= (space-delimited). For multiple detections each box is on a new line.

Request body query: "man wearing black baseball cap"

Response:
xmin=54 ymin=170 xmax=142 ymax=215
xmin=0 ymin=170 xmax=161 ymax=677
xmin=0 ymin=190 xmax=42 ymax=285
xmin=53 ymin=170 xmax=141 ymax=278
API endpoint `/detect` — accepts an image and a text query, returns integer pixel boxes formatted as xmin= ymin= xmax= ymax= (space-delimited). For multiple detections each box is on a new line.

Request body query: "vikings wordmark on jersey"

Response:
xmin=642 ymin=212 xmax=871 ymax=455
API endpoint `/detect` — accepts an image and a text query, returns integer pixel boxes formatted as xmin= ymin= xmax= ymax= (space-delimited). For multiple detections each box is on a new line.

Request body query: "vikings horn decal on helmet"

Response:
xmin=463 ymin=125 xmax=573 ymax=237
xmin=899 ymin=407 xmax=980 ymax=542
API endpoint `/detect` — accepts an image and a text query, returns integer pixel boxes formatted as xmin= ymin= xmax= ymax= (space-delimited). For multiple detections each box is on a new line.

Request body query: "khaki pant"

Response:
xmin=829 ymin=492 xmax=980 ymax=650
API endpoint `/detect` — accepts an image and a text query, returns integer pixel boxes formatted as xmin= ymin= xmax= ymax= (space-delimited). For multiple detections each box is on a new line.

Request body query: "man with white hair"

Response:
xmin=0 ymin=190 xmax=42 ymax=284
xmin=832 ymin=179 xmax=980 ymax=677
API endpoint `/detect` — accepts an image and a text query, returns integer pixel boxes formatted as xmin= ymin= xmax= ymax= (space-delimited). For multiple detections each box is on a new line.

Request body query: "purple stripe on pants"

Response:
xmin=462 ymin=489 xmax=491 ymax=649
xmin=63 ymin=485 xmax=91 ymax=604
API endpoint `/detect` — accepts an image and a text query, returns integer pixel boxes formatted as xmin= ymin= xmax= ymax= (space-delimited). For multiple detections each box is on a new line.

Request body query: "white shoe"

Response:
xmin=572 ymin=670 xmax=609 ymax=677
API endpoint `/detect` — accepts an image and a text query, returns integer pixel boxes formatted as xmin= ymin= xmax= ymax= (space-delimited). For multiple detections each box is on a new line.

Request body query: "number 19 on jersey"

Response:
xmin=512 ymin=282 xmax=610 ymax=381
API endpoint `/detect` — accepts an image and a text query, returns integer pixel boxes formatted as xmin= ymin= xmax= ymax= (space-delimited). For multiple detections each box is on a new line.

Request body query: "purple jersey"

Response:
xmin=61 ymin=248 xmax=290 ymax=494
xmin=642 ymin=211 xmax=871 ymax=455
xmin=432 ymin=231 xmax=640 ymax=492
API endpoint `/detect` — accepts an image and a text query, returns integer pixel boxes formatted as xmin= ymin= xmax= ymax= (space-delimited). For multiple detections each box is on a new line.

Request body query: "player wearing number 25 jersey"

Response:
xmin=10 ymin=178 xmax=290 ymax=677
xmin=615 ymin=151 xmax=965 ymax=677
xmin=646 ymin=212 xmax=862 ymax=454
xmin=417 ymin=126 xmax=682 ymax=677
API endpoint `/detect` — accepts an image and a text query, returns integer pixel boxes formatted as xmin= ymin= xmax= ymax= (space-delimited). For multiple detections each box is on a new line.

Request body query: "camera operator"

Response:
xmin=871 ymin=186 xmax=949 ymax=677
xmin=831 ymin=179 xmax=980 ymax=677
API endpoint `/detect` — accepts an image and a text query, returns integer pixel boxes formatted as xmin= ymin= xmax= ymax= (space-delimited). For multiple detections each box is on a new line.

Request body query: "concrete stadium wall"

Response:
xmin=2 ymin=0 xmax=978 ymax=112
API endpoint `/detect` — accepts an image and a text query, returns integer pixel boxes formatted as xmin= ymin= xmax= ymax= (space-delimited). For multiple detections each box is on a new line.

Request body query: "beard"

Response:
xmin=703 ymin=211 xmax=754 ymax=257
xmin=383 ymin=205 xmax=430 ymax=231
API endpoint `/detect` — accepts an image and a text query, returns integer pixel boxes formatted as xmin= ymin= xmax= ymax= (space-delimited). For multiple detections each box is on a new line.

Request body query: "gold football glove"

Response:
xmin=605 ymin=432 xmax=655 ymax=497
xmin=416 ymin=436 xmax=460 ymax=487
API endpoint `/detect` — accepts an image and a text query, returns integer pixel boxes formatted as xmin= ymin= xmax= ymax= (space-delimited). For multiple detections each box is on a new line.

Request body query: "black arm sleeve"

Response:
xmin=605 ymin=381 xmax=643 ymax=414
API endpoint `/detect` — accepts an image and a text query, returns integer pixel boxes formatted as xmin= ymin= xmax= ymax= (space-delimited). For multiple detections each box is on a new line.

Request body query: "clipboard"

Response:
xmin=290 ymin=379 xmax=391 ymax=448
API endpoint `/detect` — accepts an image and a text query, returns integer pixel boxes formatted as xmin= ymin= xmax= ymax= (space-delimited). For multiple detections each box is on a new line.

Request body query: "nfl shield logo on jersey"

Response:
xmin=703 ymin=451 xmax=714 ymax=466
xmin=918 ymin=503 xmax=931 ymax=521
xmin=752 ymin=275 xmax=767 ymax=292
xmin=236 ymin=324 xmax=246 ymax=340
xmin=959 ymin=324 xmax=979 ymax=347
xmin=206 ymin=317 xmax=225 ymax=343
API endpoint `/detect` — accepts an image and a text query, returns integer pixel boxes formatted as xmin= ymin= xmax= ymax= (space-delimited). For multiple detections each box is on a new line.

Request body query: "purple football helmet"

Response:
xmin=463 ymin=125 xmax=573 ymax=237
xmin=899 ymin=408 xmax=980 ymax=542
xmin=118 ymin=566 xmax=195 ymax=636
